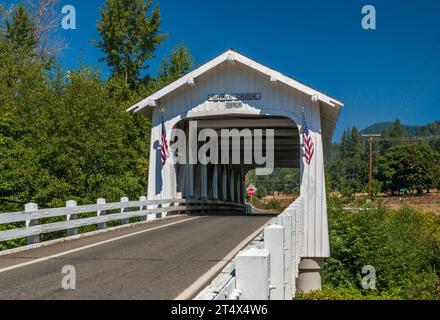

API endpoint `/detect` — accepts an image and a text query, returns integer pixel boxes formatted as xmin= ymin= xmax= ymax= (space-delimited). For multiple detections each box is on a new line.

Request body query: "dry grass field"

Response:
xmin=380 ymin=192 xmax=440 ymax=214
xmin=253 ymin=191 xmax=440 ymax=215
xmin=253 ymin=194 xmax=297 ymax=212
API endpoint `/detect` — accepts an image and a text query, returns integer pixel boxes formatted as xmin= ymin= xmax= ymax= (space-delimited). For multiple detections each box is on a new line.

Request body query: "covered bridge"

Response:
xmin=127 ymin=49 xmax=343 ymax=290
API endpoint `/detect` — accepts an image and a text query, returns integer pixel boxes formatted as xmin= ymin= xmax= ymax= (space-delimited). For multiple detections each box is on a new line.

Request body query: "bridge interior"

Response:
xmin=172 ymin=115 xmax=300 ymax=206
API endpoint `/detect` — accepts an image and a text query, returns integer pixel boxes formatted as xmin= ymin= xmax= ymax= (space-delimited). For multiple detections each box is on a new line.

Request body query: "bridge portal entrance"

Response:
xmin=171 ymin=115 xmax=300 ymax=206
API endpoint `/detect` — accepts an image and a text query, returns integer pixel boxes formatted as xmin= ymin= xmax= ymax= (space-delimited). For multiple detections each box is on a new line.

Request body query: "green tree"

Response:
xmin=377 ymin=144 xmax=440 ymax=194
xmin=36 ymin=67 xmax=150 ymax=206
xmin=94 ymin=0 xmax=167 ymax=87
xmin=157 ymin=44 xmax=193 ymax=87
xmin=380 ymin=118 xmax=405 ymax=152
xmin=3 ymin=3 xmax=36 ymax=51
xmin=346 ymin=127 xmax=362 ymax=158
xmin=388 ymin=118 xmax=404 ymax=139
xmin=255 ymin=185 xmax=266 ymax=200
xmin=431 ymin=138 xmax=440 ymax=153
xmin=329 ymin=127 xmax=367 ymax=196
xmin=0 ymin=2 xmax=53 ymax=209
xmin=0 ymin=1 xmax=152 ymax=211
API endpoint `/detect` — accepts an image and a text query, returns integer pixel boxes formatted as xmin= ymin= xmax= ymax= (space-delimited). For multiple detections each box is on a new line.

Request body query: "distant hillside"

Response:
xmin=362 ymin=120 xmax=440 ymax=137
xmin=362 ymin=122 xmax=423 ymax=136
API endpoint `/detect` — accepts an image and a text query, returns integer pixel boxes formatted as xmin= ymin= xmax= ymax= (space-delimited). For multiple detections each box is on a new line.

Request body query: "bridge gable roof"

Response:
xmin=126 ymin=49 xmax=343 ymax=114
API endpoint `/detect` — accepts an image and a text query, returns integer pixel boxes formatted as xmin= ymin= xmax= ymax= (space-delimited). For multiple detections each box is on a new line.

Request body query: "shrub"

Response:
xmin=266 ymin=198 xmax=281 ymax=211
xmin=295 ymin=286 xmax=402 ymax=300
xmin=320 ymin=197 xmax=440 ymax=300
xmin=0 ymin=224 xmax=26 ymax=251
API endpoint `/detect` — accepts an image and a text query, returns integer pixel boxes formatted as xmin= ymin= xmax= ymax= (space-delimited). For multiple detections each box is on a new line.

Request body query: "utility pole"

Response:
xmin=362 ymin=134 xmax=381 ymax=200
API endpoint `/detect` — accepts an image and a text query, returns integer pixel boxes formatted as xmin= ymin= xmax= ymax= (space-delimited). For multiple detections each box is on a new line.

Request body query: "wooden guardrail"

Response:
xmin=0 ymin=197 xmax=246 ymax=246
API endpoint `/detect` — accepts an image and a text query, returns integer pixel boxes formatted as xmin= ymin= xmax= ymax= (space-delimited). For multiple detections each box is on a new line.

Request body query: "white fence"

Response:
xmin=0 ymin=198 xmax=246 ymax=246
xmin=196 ymin=197 xmax=304 ymax=300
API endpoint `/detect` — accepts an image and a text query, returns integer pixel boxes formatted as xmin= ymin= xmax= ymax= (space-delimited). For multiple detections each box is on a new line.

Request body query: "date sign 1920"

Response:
xmin=226 ymin=101 xmax=243 ymax=108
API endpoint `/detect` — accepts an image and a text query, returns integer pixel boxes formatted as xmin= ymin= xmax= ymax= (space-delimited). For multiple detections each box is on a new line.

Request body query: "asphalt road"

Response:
xmin=0 ymin=214 xmax=273 ymax=300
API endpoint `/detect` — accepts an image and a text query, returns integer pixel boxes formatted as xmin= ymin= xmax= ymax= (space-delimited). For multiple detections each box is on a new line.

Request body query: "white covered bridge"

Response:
xmin=127 ymin=49 xmax=343 ymax=297
xmin=0 ymin=49 xmax=342 ymax=300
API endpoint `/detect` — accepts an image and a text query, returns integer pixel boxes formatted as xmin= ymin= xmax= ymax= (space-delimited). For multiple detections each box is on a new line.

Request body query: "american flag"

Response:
xmin=302 ymin=113 xmax=315 ymax=166
xmin=160 ymin=118 xmax=169 ymax=165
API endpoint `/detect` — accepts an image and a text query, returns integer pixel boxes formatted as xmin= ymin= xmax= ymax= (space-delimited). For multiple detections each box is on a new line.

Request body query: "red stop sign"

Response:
xmin=247 ymin=188 xmax=255 ymax=197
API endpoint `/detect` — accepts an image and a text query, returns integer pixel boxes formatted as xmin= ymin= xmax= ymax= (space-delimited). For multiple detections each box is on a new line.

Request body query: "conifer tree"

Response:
xmin=94 ymin=0 xmax=167 ymax=87
xmin=157 ymin=44 xmax=193 ymax=87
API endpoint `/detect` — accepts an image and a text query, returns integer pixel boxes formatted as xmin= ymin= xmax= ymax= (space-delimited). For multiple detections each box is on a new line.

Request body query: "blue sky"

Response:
xmin=4 ymin=0 xmax=440 ymax=141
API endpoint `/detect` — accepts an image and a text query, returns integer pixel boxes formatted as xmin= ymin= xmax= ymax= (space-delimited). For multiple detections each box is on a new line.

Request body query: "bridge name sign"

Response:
xmin=208 ymin=93 xmax=261 ymax=109
xmin=207 ymin=93 xmax=262 ymax=102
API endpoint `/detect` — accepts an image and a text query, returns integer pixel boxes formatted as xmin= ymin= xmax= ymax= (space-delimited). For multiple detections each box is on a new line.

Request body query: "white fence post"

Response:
xmin=264 ymin=224 xmax=285 ymax=300
xmin=66 ymin=200 xmax=78 ymax=236
xmin=139 ymin=196 xmax=147 ymax=221
xmin=97 ymin=198 xmax=106 ymax=230
xmin=280 ymin=214 xmax=293 ymax=299
xmin=236 ymin=248 xmax=270 ymax=300
xmin=162 ymin=203 xmax=169 ymax=219
xmin=24 ymin=203 xmax=39 ymax=245
xmin=291 ymin=208 xmax=298 ymax=278
xmin=120 ymin=197 xmax=129 ymax=225
xmin=295 ymin=205 xmax=303 ymax=272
